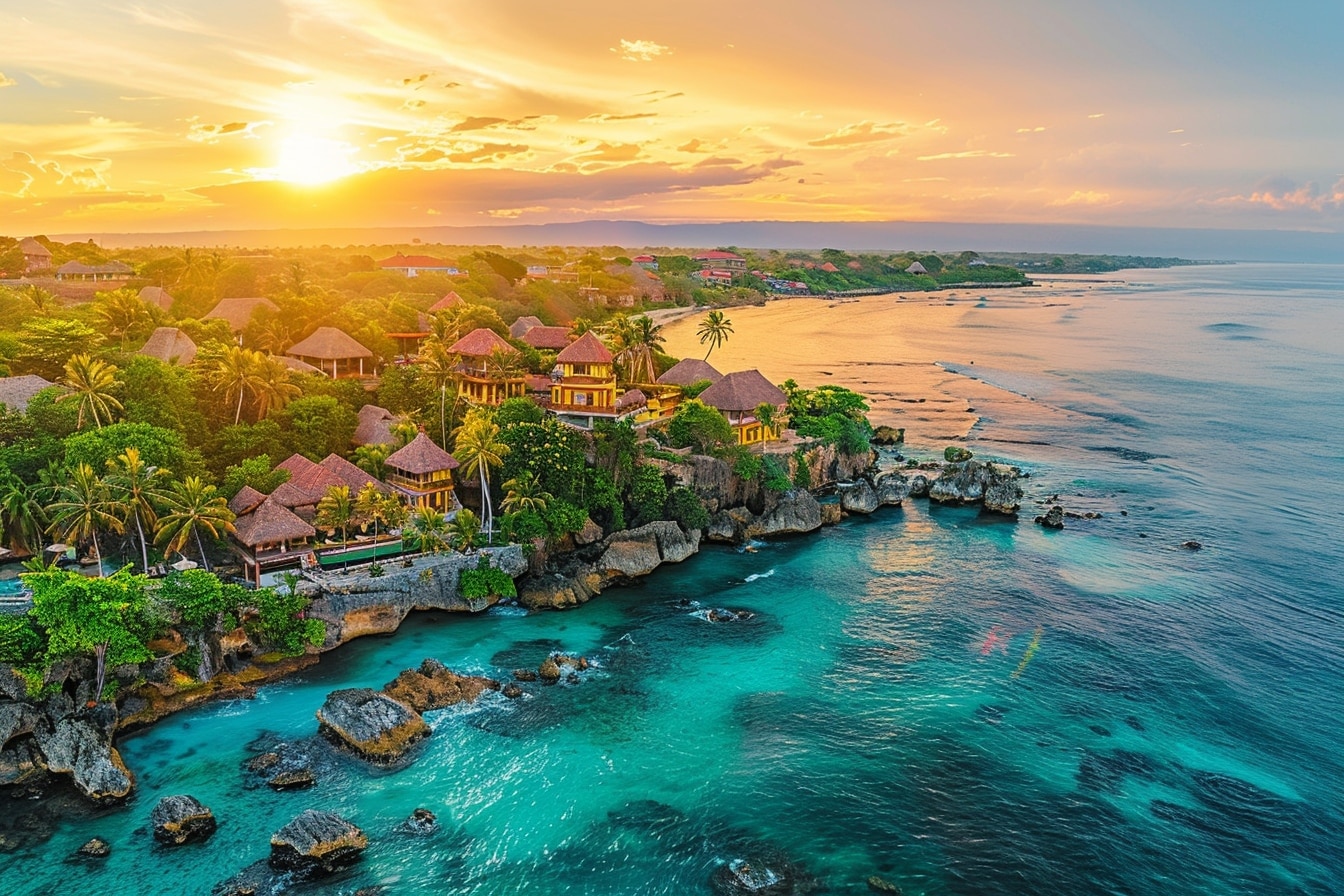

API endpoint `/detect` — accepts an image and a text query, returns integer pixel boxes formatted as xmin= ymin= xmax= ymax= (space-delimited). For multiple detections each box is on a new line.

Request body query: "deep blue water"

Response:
xmin=1 ymin=264 xmax=1341 ymax=895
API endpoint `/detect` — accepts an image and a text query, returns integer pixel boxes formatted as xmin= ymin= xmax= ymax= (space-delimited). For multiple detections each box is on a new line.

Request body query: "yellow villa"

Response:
xmin=549 ymin=331 xmax=620 ymax=429
xmin=449 ymin=328 xmax=527 ymax=406
xmin=383 ymin=430 xmax=462 ymax=512
xmin=698 ymin=369 xmax=788 ymax=447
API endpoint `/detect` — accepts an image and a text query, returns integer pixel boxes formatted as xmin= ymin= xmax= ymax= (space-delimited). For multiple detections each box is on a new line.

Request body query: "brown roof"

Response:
xmin=353 ymin=404 xmax=400 ymax=446
xmin=229 ymin=486 xmax=267 ymax=516
xmin=521 ymin=325 xmax=572 ymax=350
xmin=698 ymin=369 xmax=787 ymax=412
xmin=656 ymin=358 xmax=723 ymax=386
xmin=385 ymin=431 xmax=459 ymax=476
xmin=19 ymin=238 xmax=51 ymax=258
xmin=138 ymin=327 xmax=197 ymax=365
xmin=0 ymin=375 xmax=55 ymax=412
xmin=428 ymin=292 xmax=463 ymax=313
xmin=615 ymin=389 xmax=647 ymax=411
xmin=270 ymin=454 xmax=344 ymax=508
xmin=509 ymin=316 xmax=543 ymax=338
xmin=556 ymin=331 xmax=612 ymax=364
xmin=286 ymin=327 xmax=372 ymax=360
xmin=138 ymin=286 xmax=174 ymax=311
xmin=449 ymin=327 xmax=516 ymax=358
xmin=318 ymin=453 xmax=387 ymax=494
xmin=203 ymin=297 xmax=279 ymax=332
xmin=233 ymin=497 xmax=316 ymax=548
xmin=278 ymin=356 xmax=323 ymax=375
xmin=526 ymin=375 xmax=553 ymax=393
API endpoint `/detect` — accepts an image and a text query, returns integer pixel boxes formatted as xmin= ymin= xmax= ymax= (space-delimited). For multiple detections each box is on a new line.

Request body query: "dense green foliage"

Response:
xmin=783 ymin=382 xmax=873 ymax=452
xmin=458 ymin=556 xmax=518 ymax=602
xmin=664 ymin=486 xmax=709 ymax=530
xmin=498 ymin=417 xmax=588 ymax=505
xmin=155 ymin=569 xmax=247 ymax=630
xmin=667 ymin=399 xmax=734 ymax=453
xmin=249 ymin=585 xmax=325 ymax=655
xmin=627 ymin=464 xmax=669 ymax=527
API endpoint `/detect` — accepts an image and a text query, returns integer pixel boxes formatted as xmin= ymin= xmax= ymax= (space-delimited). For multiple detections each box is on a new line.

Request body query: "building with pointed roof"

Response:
xmin=656 ymin=358 xmax=723 ymax=387
xmin=203 ymin=297 xmax=279 ymax=333
xmin=0 ymin=375 xmax=54 ymax=413
xmin=230 ymin=496 xmax=317 ymax=585
xmin=448 ymin=327 xmax=526 ymax=406
xmin=508 ymin=315 xmax=543 ymax=339
xmin=384 ymin=430 xmax=461 ymax=511
xmin=550 ymin=331 xmax=622 ymax=430
xmin=285 ymin=327 xmax=373 ymax=379
xmin=905 ymin=261 xmax=928 ymax=274
xmin=698 ymin=369 xmax=788 ymax=447
xmin=353 ymin=404 xmax=402 ymax=447
xmin=138 ymin=286 xmax=174 ymax=311
xmin=19 ymin=238 xmax=52 ymax=273
xmin=520 ymin=325 xmax=572 ymax=350
xmin=55 ymin=260 xmax=133 ymax=281
xmin=428 ymin=291 xmax=464 ymax=313
xmin=138 ymin=327 xmax=198 ymax=365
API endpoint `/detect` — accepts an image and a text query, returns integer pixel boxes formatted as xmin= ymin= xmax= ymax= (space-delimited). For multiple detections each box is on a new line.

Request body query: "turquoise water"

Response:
xmin=3 ymin=264 xmax=1342 ymax=894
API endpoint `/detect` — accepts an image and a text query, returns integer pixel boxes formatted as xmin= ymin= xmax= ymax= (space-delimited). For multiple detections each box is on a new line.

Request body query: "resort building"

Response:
xmin=509 ymin=316 xmax=543 ymax=339
xmin=656 ymin=358 xmax=723 ymax=388
xmin=905 ymin=261 xmax=928 ymax=275
xmin=693 ymin=250 xmax=747 ymax=272
xmin=0 ymin=375 xmax=54 ymax=413
xmin=698 ymin=369 xmax=788 ymax=447
xmin=138 ymin=327 xmax=198 ymax=365
xmin=384 ymin=430 xmax=461 ymax=512
xmin=378 ymin=254 xmax=465 ymax=277
xmin=138 ymin=286 xmax=174 ymax=312
xmin=203 ymin=297 xmax=280 ymax=336
xmin=520 ymin=325 xmax=572 ymax=351
xmin=353 ymin=404 xmax=402 ymax=447
xmin=55 ymin=260 xmax=133 ymax=281
xmin=632 ymin=254 xmax=658 ymax=270
xmin=448 ymin=328 xmax=527 ymax=406
xmin=428 ymin=291 xmax=464 ymax=314
xmin=549 ymin=331 xmax=619 ymax=429
xmin=693 ymin=269 xmax=734 ymax=286
xmin=229 ymin=488 xmax=317 ymax=585
xmin=19 ymin=238 xmax=52 ymax=274
xmin=285 ymin=327 xmax=373 ymax=380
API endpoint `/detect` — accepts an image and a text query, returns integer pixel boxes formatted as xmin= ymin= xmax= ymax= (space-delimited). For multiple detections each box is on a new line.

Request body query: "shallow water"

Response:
xmin=3 ymin=264 xmax=1342 ymax=895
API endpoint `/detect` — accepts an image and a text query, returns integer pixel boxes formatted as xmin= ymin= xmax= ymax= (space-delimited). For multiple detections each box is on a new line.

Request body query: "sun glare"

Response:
xmin=268 ymin=134 xmax=359 ymax=185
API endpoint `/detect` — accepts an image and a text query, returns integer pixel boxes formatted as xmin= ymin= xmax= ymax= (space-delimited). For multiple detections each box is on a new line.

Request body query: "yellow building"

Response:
xmin=550 ymin=332 xmax=620 ymax=429
xmin=698 ymin=369 xmax=788 ymax=447
xmin=449 ymin=328 xmax=527 ymax=406
xmin=383 ymin=431 xmax=461 ymax=512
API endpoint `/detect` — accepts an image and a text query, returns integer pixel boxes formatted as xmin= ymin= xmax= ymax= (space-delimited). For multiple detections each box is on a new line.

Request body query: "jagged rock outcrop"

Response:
xmin=1035 ymin=505 xmax=1065 ymax=529
xmin=32 ymin=710 xmax=133 ymax=804
xmin=597 ymin=521 xmax=702 ymax=578
xmin=747 ymin=489 xmax=823 ymax=538
xmin=839 ymin=479 xmax=880 ymax=514
xmin=401 ymin=808 xmax=438 ymax=835
xmin=316 ymin=689 xmax=429 ymax=763
xmin=151 ymin=794 xmax=217 ymax=845
xmin=873 ymin=471 xmax=911 ymax=506
xmin=269 ymin=810 xmax=367 ymax=873
xmin=928 ymin=461 xmax=1023 ymax=515
xmin=870 ymin=425 xmax=904 ymax=445
xmin=382 ymin=658 xmax=500 ymax=712
xmin=906 ymin=473 xmax=931 ymax=498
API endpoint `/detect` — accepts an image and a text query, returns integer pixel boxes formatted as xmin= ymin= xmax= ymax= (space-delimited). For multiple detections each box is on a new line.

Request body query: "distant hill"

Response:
xmin=46 ymin=220 xmax=1344 ymax=263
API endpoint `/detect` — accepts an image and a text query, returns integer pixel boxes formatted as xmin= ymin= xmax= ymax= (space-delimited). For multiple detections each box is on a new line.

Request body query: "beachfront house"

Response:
xmin=698 ymin=369 xmax=788 ymax=447
xmin=229 ymin=488 xmax=317 ymax=585
xmin=383 ymin=430 xmax=461 ymax=512
xmin=656 ymin=358 xmax=723 ymax=389
xmin=285 ymin=327 xmax=374 ymax=380
xmin=509 ymin=316 xmax=544 ymax=339
xmin=449 ymin=328 xmax=527 ymax=406
xmin=693 ymin=250 xmax=747 ymax=272
xmin=549 ymin=331 xmax=620 ymax=429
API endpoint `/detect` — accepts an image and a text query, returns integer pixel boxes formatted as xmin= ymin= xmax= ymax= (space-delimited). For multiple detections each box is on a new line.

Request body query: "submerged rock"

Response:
xmin=1035 ymin=505 xmax=1065 ymax=529
xmin=266 ymin=768 xmax=316 ymax=791
xmin=867 ymin=875 xmax=902 ymax=894
xmin=316 ymin=688 xmax=429 ymax=763
xmin=1181 ymin=540 xmax=1203 ymax=550
xmin=76 ymin=837 xmax=111 ymax=858
xmin=269 ymin=809 xmax=367 ymax=873
xmin=382 ymin=658 xmax=500 ymax=713
xmin=150 ymin=794 xmax=217 ymax=845
xmin=400 ymin=807 xmax=438 ymax=835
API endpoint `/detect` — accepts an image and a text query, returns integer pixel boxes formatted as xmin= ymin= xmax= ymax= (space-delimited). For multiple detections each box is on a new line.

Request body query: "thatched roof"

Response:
xmin=556 ymin=331 xmax=612 ymax=364
xmin=233 ymin=497 xmax=316 ymax=547
xmin=19 ymin=238 xmax=51 ymax=258
xmin=229 ymin=486 xmax=267 ymax=516
xmin=353 ymin=404 xmax=400 ymax=447
xmin=138 ymin=286 xmax=174 ymax=311
xmin=318 ymin=453 xmax=387 ymax=494
xmin=509 ymin=316 xmax=543 ymax=338
xmin=615 ymin=389 xmax=647 ymax=411
xmin=0 ymin=375 xmax=54 ymax=412
xmin=56 ymin=260 xmax=133 ymax=276
xmin=385 ymin=431 xmax=459 ymax=476
xmin=286 ymin=326 xmax=372 ymax=361
xmin=138 ymin=327 xmax=197 ymax=365
xmin=428 ymin=292 xmax=463 ymax=313
xmin=521 ymin=326 xmax=572 ymax=350
xmin=204 ymin=297 xmax=279 ymax=332
xmin=449 ymin=327 xmax=516 ymax=358
xmin=270 ymin=454 xmax=344 ymax=508
xmin=278 ymin=356 xmax=323 ymax=375
xmin=905 ymin=261 xmax=928 ymax=274
xmin=656 ymin=358 xmax=723 ymax=386
xmin=698 ymin=369 xmax=787 ymax=412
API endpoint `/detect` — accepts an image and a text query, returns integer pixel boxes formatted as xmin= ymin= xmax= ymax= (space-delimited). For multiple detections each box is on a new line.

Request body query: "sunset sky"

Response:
xmin=3 ymin=0 xmax=1342 ymax=236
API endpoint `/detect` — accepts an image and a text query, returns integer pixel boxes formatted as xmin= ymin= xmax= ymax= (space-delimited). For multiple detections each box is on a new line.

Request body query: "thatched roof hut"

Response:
xmin=698 ymin=369 xmax=787 ymax=413
xmin=905 ymin=261 xmax=928 ymax=274
xmin=232 ymin=497 xmax=316 ymax=548
xmin=449 ymin=327 xmax=516 ymax=359
xmin=0 ymin=375 xmax=54 ymax=412
xmin=521 ymin=325 xmax=572 ymax=350
xmin=286 ymin=327 xmax=372 ymax=361
xmin=229 ymin=486 xmax=267 ymax=516
xmin=428 ymin=292 xmax=463 ymax=313
xmin=656 ymin=358 xmax=723 ymax=386
xmin=556 ymin=331 xmax=612 ymax=365
xmin=318 ymin=453 xmax=387 ymax=494
xmin=138 ymin=286 xmax=174 ymax=311
xmin=138 ymin=327 xmax=197 ymax=365
xmin=509 ymin=316 xmax=543 ymax=339
xmin=353 ymin=404 xmax=400 ymax=447
xmin=204 ymin=297 xmax=279 ymax=332
xmin=385 ymin=432 xmax=459 ymax=476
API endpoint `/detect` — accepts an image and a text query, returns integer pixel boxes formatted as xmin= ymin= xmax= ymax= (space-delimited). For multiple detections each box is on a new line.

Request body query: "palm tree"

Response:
xmin=94 ymin=289 xmax=150 ymax=348
xmin=105 ymin=447 xmax=172 ymax=574
xmin=0 ymin=472 xmax=46 ymax=556
xmin=697 ymin=310 xmax=733 ymax=360
xmin=57 ymin=354 xmax=124 ymax=430
xmin=616 ymin=314 xmax=664 ymax=384
xmin=47 ymin=463 xmax=123 ymax=577
xmin=501 ymin=470 xmax=552 ymax=516
xmin=453 ymin=409 xmax=508 ymax=542
xmin=448 ymin=508 xmax=481 ymax=552
xmin=354 ymin=444 xmax=391 ymax=480
xmin=211 ymin=345 xmax=264 ymax=424
xmin=155 ymin=476 xmax=235 ymax=571
xmin=355 ymin=483 xmax=402 ymax=551
xmin=251 ymin=353 xmax=302 ymax=419
xmin=314 ymin=485 xmax=358 ymax=571
xmin=407 ymin=507 xmax=448 ymax=553
xmin=18 ymin=284 xmax=54 ymax=313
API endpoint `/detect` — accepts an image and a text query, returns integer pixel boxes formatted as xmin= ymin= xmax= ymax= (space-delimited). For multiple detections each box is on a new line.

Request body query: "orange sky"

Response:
xmin=3 ymin=0 xmax=1342 ymax=235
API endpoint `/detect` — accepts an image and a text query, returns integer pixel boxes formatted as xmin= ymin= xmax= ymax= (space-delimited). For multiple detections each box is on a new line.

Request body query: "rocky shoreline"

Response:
xmin=0 ymin=443 xmax=1027 ymax=822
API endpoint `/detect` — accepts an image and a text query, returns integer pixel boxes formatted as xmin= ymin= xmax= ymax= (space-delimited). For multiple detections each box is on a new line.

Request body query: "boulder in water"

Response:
xmin=867 ymin=876 xmax=901 ymax=894
xmin=400 ymin=807 xmax=438 ymax=835
xmin=538 ymin=657 xmax=562 ymax=683
xmin=267 ymin=768 xmax=316 ymax=791
xmin=316 ymin=688 xmax=429 ymax=763
xmin=269 ymin=810 xmax=367 ymax=873
xmin=151 ymin=794 xmax=217 ymax=845
xmin=1181 ymin=540 xmax=1203 ymax=550
xmin=944 ymin=446 xmax=973 ymax=462
xmin=871 ymin=426 xmax=904 ymax=445
xmin=382 ymin=658 xmax=500 ymax=713
xmin=838 ymin=479 xmax=880 ymax=514
xmin=76 ymin=837 xmax=111 ymax=858
xmin=1035 ymin=505 xmax=1065 ymax=529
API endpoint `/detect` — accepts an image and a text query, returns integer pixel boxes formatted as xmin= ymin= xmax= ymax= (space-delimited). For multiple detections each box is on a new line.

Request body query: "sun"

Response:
xmin=267 ymin=134 xmax=360 ymax=185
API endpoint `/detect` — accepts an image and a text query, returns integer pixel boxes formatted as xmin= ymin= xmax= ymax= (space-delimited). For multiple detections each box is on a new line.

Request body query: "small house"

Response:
xmin=285 ymin=327 xmax=373 ymax=379
xmin=138 ymin=286 xmax=174 ymax=312
xmin=19 ymin=238 xmax=52 ymax=273
xmin=549 ymin=331 xmax=619 ymax=429
xmin=229 ymin=490 xmax=317 ymax=585
xmin=448 ymin=328 xmax=527 ymax=406
xmin=137 ymin=327 xmax=197 ymax=365
xmin=698 ymin=369 xmax=788 ymax=447
xmin=203 ymin=297 xmax=280 ymax=334
xmin=384 ymin=430 xmax=461 ymax=512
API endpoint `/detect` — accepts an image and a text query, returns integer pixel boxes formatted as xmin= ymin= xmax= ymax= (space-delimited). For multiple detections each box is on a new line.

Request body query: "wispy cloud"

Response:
xmin=808 ymin=121 xmax=905 ymax=148
xmin=582 ymin=112 xmax=658 ymax=123
xmin=613 ymin=39 xmax=670 ymax=62
xmin=917 ymin=150 xmax=1015 ymax=161
xmin=0 ymin=73 xmax=16 ymax=88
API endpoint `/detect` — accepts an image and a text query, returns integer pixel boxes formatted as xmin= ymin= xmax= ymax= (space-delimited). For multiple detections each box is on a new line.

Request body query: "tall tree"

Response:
xmin=250 ymin=353 xmax=302 ymax=420
xmin=353 ymin=443 xmax=391 ymax=480
xmin=105 ymin=446 xmax=172 ymax=574
xmin=314 ymin=485 xmax=358 ymax=571
xmin=57 ymin=354 xmax=124 ymax=430
xmin=501 ymin=470 xmax=551 ymax=516
xmin=696 ymin=310 xmax=733 ymax=360
xmin=47 ymin=463 xmax=123 ymax=576
xmin=453 ymin=409 xmax=508 ymax=541
xmin=210 ymin=345 xmax=264 ymax=425
xmin=0 ymin=472 xmax=46 ymax=556
xmin=407 ymin=506 xmax=448 ymax=554
xmin=155 ymin=476 xmax=235 ymax=572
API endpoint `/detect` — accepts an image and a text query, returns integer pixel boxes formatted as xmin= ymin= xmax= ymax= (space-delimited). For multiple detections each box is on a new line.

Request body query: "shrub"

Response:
xmin=792 ymin=448 xmax=813 ymax=489
xmin=664 ymin=487 xmax=709 ymax=530
xmin=458 ymin=556 xmax=517 ymax=603
xmin=173 ymin=645 xmax=202 ymax=677
xmin=250 ymin=586 xmax=324 ymax=656
xmin=627 ymin=464 xmax=669 ymax=527
xmin=368 ymin=562 xmax=384 ymax=578
xmin=156 ymin=570 xmax=246 ymax=630
xmin=495 ymin=396 xmax=544 ymax=428
xmin=761 ymin=456 xmax=792 ymax=493
xmin=0 ymin=614 xmax=43 ymax=666
xmin=730 ymin=448 xmax=762 ymax=482
xmin=584 ymin=467 xmax=625 ymax=531
xmin=667 ymin=399 xmax=733 ymax=453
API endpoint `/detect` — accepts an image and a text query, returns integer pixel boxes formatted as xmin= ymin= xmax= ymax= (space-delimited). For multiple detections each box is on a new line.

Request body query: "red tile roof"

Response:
xmin=429 ymin=292 xmax=463 ymax=312
xmin=319 ymin=453 xmax=386 ymax=493
xmin=270 ymin=454 xmax=343 ymax=507
xmin=521 ymin=326 xmax=572 ymax=350
xmin=693 ymin=250 xmax=745 ymax=261
xmin=449 ymin=327 xmax=517 ymax=358
xmin=556 ymin=331 xmax=612 ymax=364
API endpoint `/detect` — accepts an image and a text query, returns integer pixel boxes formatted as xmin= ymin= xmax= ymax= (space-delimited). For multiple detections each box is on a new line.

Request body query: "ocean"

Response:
xmin=2 ymin=263 xmax=1341 ymax=894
